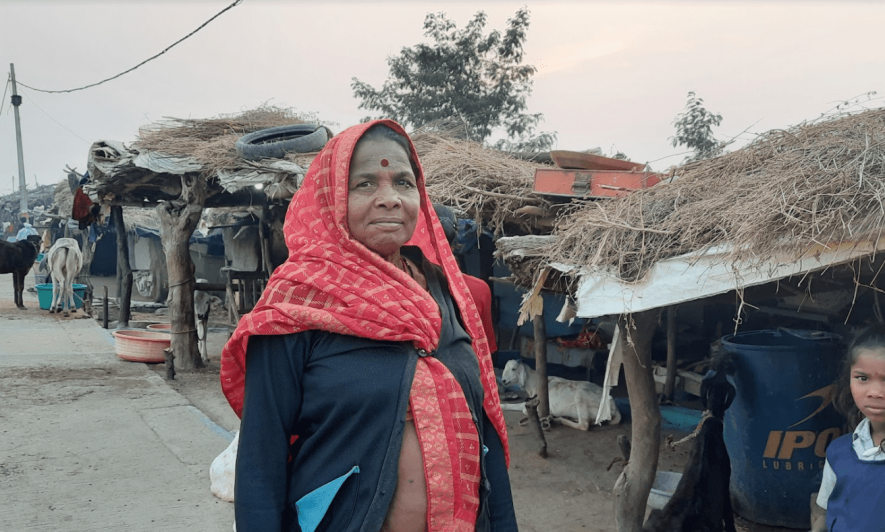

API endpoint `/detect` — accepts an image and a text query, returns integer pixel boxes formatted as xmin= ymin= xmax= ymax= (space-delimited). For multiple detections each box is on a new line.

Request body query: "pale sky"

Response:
xmin=1 ymin=0 xmax=883 ymax=196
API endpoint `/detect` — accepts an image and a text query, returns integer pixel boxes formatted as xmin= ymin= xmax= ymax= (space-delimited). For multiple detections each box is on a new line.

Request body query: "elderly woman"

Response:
xmin=221 ymin=120 xmax=517 ymax=532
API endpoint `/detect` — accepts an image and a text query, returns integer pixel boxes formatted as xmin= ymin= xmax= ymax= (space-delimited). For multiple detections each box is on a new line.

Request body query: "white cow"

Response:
xmin=501 ymin=359 xmax=622 ymax=431
xmin=46 ymin=238 xmax=83 ymax=317
xmin=194 ymin=279 xmax=222 ymax=365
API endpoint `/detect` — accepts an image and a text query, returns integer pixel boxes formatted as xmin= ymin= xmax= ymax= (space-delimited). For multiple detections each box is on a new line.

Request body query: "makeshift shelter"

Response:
xmin=497 ymin=107 xmax=885 ymax=530
xmin=86 ymin=107 xmax=317 ymax=369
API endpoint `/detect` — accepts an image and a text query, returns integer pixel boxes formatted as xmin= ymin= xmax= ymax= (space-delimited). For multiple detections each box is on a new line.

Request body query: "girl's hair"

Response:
xmin=835 ymin=325 xmax=885 ymax=430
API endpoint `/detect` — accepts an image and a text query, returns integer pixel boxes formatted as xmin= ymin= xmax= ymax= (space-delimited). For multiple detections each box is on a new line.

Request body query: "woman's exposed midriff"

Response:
xmin=380 ymin=417 xmax=428 ymax=532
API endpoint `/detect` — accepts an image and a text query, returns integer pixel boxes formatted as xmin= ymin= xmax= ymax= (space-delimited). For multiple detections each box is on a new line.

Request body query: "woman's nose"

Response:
xmin=374 ymin=184 xmax=402 ymax=208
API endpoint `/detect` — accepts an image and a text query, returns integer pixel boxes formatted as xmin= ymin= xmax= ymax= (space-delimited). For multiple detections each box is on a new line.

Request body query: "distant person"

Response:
xmin=814 ymin=325 xmax=885 ymax=531
xmin=14 ymin=217 xmax=37 ymax=242
xmin=222 ymin=121 xmax=516 ymax=531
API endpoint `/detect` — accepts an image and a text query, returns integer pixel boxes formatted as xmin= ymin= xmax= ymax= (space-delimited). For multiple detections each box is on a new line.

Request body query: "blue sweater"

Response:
xmin=235 ymin=253 xmax=517 ymax=532
xmin=825 ymin=433 xmax=885 ymax=532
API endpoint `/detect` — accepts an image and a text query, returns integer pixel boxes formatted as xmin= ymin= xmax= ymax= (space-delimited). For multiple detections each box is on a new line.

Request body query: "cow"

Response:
xmin=501 ymin=359 xmax=622 ymax=430
xmin=0 ymin=234 xmax=42 ymax=309
xmin=46 ymin=238 xmax=83 ymax=317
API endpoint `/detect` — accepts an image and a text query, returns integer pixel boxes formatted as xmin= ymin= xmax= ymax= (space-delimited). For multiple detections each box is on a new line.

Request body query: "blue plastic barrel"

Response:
xmin=721 ymin=329 xmax=843 ymax=528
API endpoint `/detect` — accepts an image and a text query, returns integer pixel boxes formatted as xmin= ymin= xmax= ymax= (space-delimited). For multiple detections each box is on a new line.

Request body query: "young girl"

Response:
xmin=816 ymin=326 xmax=885 ymax=531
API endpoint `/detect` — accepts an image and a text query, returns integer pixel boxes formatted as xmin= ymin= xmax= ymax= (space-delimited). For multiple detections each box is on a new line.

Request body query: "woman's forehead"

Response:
xmin=350 ymin=137 xmax=414 ymax=176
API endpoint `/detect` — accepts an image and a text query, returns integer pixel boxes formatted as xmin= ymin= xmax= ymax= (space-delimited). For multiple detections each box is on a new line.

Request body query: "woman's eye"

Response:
xmin=397 ymin=179 xmax=415 ymax=188
xmin=855 ymin=375 xmax=868 ymax=382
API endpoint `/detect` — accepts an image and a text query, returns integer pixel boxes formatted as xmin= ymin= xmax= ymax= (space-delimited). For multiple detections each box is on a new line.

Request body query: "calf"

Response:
xmin=643 ymin=369 xmax=737 ymax=532
xmin=46 ymin=238 xmax=83 ymax=317
xmin=501 ymin=359 xmax=622 ymax=430
xmin=0 ymin=235 xmax=42 ymax=309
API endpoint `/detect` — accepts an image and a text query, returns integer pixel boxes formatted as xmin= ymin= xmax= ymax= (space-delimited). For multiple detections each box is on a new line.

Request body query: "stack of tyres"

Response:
xmin=721 ymin=329 xmax=843 ymax=529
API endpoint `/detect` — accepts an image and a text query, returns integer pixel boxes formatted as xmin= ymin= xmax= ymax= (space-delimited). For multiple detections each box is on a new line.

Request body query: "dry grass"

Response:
xmin=546 ymin=107 xmax=885 ymax=282
xmin=134 ymin=105 xmax=318 ymax=175
xmin=413 ymin=130 xmax=549 ymax=235
xmin=131 ymin=107 xmax=548 ymax=233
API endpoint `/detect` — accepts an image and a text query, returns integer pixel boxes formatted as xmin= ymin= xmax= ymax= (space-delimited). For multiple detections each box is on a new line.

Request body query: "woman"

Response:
xmin=221 ymin=120 xmax=517 ymax=532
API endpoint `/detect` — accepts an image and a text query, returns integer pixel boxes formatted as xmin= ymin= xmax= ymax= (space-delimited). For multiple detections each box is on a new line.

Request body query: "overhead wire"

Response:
xmin=15 ymin=0 xmax=243 ymax=94
xmin=18 ymin=88 xmax=90 ymax=144
xmin=0 ymin=75 xmax=10 ymax=125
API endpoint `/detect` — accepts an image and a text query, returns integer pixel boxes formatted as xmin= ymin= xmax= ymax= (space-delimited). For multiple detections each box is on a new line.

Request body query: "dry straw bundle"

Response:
xmin=546 ymin=107 xmax=885 ymax=283
xmin=412 ymin=130 xmax=548 ymax=235
xmin=135 ymin=105 xmax=314 ymax=175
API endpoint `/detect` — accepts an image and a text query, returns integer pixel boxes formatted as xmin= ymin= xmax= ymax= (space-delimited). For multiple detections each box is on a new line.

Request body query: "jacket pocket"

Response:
xmin=295 ymin=465 xmax=360 ymax=532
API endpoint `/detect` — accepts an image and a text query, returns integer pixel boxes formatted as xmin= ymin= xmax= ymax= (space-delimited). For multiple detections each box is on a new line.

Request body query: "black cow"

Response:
xmin=644 ymin=366 xmax=737 ymax=532
xmin=0 ymin=235 xmax=42 ymax=309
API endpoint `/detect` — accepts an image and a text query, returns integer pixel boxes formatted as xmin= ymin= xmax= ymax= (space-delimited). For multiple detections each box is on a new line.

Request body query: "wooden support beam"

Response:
xmin=157 ymin=174 xmax=206 ymax=370
xmin=613 ymin=309 xmax=661 ymax=532
xmin=664 ymin=306 xmax=678 ymax=401
xmin=111 ymin=206 xmax=132 ymax=327
xmin=532 ymin=313 xmax=550 ymax=420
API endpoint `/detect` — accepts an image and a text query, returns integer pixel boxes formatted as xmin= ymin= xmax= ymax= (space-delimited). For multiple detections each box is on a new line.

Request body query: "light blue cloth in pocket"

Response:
xmin=296 ymin=465 xmax=360 ymax=532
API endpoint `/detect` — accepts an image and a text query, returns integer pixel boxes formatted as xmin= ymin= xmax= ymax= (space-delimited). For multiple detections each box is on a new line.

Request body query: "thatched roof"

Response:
xmin=85 ymin=106 xmax=318 ymax=206
xmin=533 ymin=107 xmax=885 ymax=285
xmin=84 ymin=106 xmax=550 ymax=233
xmin=412 ymin=130 xmax=550 ymax=234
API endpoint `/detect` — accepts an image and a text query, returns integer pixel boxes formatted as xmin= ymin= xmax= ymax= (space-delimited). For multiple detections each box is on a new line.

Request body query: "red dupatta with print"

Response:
xmin=220 ymin=120 xmax=509 ymax=530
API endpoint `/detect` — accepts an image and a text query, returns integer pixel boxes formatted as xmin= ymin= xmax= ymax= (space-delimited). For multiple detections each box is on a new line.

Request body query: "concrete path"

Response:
xmin=0 ymin=273 xmax=235 ymax=531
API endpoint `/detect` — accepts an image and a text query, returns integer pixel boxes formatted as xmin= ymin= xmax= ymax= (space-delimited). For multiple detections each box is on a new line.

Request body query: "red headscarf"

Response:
xmin=220 ymin=119 xmax=509 ymax=464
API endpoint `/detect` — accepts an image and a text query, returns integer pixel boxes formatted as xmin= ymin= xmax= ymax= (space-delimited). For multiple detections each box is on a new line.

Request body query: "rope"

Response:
xmin=667 ymin=410 xmax=714 ymax=449
xmin=168 ymin=276 xmax=195 ymax=289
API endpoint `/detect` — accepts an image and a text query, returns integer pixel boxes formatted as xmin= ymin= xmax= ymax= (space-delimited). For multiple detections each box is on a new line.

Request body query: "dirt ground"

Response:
xmin=11 ymin=274 xmax=790 ymax=531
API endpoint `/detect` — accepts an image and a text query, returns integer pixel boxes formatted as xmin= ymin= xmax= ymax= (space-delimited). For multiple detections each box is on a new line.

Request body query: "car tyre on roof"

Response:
xmin=235 ymin=124 xmax=330 ymax=161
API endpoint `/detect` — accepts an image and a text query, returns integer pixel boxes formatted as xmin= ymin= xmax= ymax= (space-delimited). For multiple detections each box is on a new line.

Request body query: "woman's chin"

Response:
xmin=365 ymin=241 xmax=406 ymax=261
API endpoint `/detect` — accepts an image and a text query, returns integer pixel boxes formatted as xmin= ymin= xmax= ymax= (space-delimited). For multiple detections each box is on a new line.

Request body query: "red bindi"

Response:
xmin=380 ymin=159 xmax=389 ymax=167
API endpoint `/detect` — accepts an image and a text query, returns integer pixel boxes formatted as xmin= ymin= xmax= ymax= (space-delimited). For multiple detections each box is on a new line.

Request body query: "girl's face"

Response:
xmin=850 ymin=348 xmax=885 ymax=426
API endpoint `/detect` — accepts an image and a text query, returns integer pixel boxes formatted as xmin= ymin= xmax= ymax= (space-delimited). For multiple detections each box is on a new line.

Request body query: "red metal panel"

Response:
xmin=533 ymin=169 xmax=662 ymax=198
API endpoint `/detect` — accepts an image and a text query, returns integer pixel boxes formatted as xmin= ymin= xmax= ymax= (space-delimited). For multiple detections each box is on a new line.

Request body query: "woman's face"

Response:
xmin=347 ymin=137 xmax=420 ymax=260
xmin=850 ymin=348 xmax=885 ymax=426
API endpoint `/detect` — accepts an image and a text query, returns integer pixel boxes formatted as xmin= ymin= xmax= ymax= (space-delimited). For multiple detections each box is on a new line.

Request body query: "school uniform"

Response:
xmin=816 ymin=418 xmax=885 ymax=531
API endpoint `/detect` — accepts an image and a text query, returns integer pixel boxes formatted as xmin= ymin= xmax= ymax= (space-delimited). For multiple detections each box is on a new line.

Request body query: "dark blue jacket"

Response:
xmin=825 ymin=433 xmax=885 ymax=532
xmin=235 ymin=253 xmax=517 ymax=531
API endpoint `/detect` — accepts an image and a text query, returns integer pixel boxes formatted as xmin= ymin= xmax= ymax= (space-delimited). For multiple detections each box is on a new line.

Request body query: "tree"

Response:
xmin=671 ymin=91 xmax=723 ymax=162
xmin=351 ymin=7 xmax=555 ymax=152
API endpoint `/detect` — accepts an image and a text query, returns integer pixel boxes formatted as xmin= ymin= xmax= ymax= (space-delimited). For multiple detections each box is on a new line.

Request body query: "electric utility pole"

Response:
xmin=9 ymin=64 xmax=29 ymax=216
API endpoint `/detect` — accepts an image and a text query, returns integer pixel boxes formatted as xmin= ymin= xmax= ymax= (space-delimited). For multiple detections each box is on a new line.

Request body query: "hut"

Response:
xmin=497 ymin=107 xmax=885 ymax=530
xmin=85 ymin=106 xmax=322 ymax=369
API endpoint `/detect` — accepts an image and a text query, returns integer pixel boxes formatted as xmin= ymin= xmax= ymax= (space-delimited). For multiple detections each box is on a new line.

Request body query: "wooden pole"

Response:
xmin=157 ymin=173 xmax=205 ymax=370
xmin=111 ymin=206 xmax=132 ymax=327
xmin=663 ymin=306 xmax=678 ymax=401
xmin=532 ymin=313 xmax=550 ymax=420
xmin=612 ymin=309 xmax=662 ymax=532
xmin=524 ymin=397 xmax=548 ymax=458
